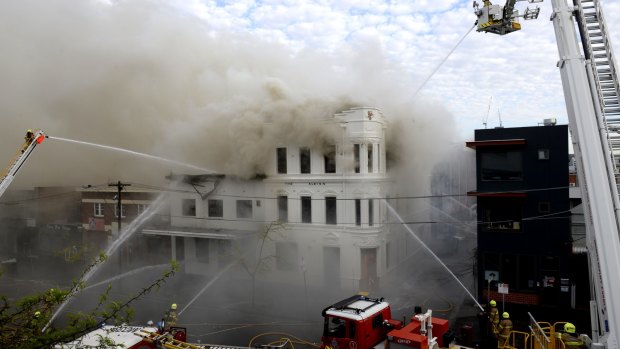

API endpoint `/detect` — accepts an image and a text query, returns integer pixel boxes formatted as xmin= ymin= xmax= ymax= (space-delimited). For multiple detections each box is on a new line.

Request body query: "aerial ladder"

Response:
xmin=0 ymin=130 xmax=46 ymax=200
xmin=474 ymin=1 xmax=620 ymax=348
xmin=134 ymin=329 xmax=291 ymax=349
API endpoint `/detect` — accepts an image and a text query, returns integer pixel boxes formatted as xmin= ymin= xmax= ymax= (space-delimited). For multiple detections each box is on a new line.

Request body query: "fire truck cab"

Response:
xmin=321 ymin=295 xmax=402 ymax=349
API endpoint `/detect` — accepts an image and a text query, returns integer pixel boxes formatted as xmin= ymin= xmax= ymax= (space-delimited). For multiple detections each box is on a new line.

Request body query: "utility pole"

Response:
xmin=109 ymin=181 xmax=131 ymax=271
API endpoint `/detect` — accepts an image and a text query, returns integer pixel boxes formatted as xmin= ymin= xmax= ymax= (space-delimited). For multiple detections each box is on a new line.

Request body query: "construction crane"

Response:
xmin=474 ymin=1 xmax=620 ymax=348
xmin=0 ymin=129 xmax=46 ymax=200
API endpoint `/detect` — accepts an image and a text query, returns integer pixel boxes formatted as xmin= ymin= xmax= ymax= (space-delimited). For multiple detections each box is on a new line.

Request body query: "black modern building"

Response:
xmin=466 ymin=124 xmax=586 ymax=317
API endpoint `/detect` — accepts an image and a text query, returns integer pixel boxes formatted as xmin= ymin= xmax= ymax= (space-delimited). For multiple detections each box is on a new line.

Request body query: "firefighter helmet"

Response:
xmin=171 ymin=303 xmax=177 ymax=310
xmin=503 ymin=312 xmax=510 ymax=319
xmin=34 ymin=311 xmax=41 ymax=318
xmin=27 ymin=129 xmax=32 ymax=133
xmin=564 ymin=323 xmax=576 ymax=334
xmin=490 ymin=300 xmax=497 ymax=307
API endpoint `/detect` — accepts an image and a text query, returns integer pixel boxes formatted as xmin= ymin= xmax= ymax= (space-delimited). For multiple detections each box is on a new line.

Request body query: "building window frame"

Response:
xmin=182 ymin=199 xmax=197 ymax=217
xmin=94 ymin=202 xmax=104 ymax=217
xmin=277 ymin=147 xmax=287 ymax=174
xmin=208 ymin=199 xmax=223 ymax=218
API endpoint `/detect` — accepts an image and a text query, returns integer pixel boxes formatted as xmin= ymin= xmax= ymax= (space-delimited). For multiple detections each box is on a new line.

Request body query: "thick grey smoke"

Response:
xmin=0 ymin=0 xmax=460 ymax=188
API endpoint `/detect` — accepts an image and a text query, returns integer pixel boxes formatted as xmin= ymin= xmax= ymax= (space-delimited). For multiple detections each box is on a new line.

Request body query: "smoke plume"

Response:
xmin=0 ymin=0 xmax=460 ymax=189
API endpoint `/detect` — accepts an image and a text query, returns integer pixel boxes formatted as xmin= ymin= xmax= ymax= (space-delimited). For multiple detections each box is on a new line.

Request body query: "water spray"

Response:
xmin=178 ymin=261 xmax=237 ymax=316
xmin=43 ymin=192 xmax=170 ymax=332
xmin=81 ymin=264 xmax=169 ymax=292
xmin=383 ymin=199 xmax=484 ymax=311
xmin=47 ymin=136 xmax=216 ymax=173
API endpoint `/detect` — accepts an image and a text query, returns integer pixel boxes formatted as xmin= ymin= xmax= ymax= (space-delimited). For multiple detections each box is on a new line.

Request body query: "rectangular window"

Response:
xmin=277 ymin=147 xmax=287 ymax=174
xmin=276 ymin=241 xmax=298 ymax=271
xmin=137 ymin=204 xmax=149 ymax=215
xmin=326 ymin=197 xmax=337 ymax=225
xmin=194 ymin=238 xmax=209 ymax=263
xmin=481 ymin=150 xmax=523 ymax=181
xmin=369 ymin=199 xmax=374 ymax=226
xmin=538 ymin=149 xmax=550 ymax=160
xmin=94 ymin=203 xmax=104 ymax=217
xmin=324 ymin=145 xmax=336 ymax=173
xmin=208 ymin=199 xmax=223 ymax=218
xmin=114 ymin=204 xmax=126 ymax=218
xmin=300 ymin=147 xmax=311 ymax=174
xmin=372 ymin=313 xmax=384 ymax=329
xmin=182 ymin=199 xmax=196 ymax=217
xmin=236 ymin=200 xmax=253 ymax=219
xmin=355 ymin=199 xmax=361 ymax=226
xmin=368 ymin=144 xmax=373 ymax=173
xmin=278 ymin=195 xmax=288 ymax=222
xmin=301 ymin=196 xmax=312 ymax=223
xmin=353 ymin=144 xmax=360 ymax=173
xmin=482 ymin=198 xmax=523 ymax=232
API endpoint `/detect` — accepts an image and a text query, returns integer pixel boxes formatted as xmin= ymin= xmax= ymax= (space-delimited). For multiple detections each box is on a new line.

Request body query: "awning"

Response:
xmin=142 ymin=227 xmax=253 ymax=240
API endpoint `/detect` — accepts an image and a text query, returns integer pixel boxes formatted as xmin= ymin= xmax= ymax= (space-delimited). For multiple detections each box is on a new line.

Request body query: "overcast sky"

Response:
xmin=179 ymin=0 xmax=620 ymax=136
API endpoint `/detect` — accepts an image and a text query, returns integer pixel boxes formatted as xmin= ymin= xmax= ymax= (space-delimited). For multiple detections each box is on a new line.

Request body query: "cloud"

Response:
xmin=0 ymin=0 xmax=461 ymax=191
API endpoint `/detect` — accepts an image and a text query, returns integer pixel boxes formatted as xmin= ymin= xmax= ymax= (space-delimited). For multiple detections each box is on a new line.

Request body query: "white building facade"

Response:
xmin=144 ymin=107 xmax=403 ymax=293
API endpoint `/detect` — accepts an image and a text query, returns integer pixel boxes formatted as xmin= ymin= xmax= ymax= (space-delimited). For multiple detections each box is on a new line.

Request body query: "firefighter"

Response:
xmin=488 ymin=300 xmax=500 ymax=337
xmin=25 ymin=129 xmax=34 ymax=143
xmin=22 ymin=129 xmax=35 ymax=153
xmin=164 ymin=303 xmax=178 ymax=329
xmin=561 ymin=323 xmax=585 ymax=349
xmin=497 ymin=312 xmax=512 ymax=347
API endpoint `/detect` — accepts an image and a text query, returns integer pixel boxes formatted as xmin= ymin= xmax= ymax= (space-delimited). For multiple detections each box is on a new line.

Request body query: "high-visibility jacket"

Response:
xmin=497 ymin=319 xmax=513 ymax=344
xmin=561 ymin=332 xmax=585 ymax=349
xmin=165 ymin=310 xmax=178 ymax=327
xmin=489 ymin=307 xmax=500 ymax=334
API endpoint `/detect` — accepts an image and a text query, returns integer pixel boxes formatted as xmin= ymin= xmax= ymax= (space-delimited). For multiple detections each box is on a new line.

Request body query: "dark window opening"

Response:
xmin=372 ymin=313 xmax=384 ymax=329
xmin=208 ymin=199 xmax=223 ymax=218
xmin=355 ymin=199 xmax=361 ymax=226
xmin=324 ymin=145 xmax=336 ymax=173
xmin=277 ymin=147 xmax=287 ymax=174
xmin=236 ymin=200 xmax=252 ymax=219
xmin=538 ymin=201 xmax=551 ymax=214
xmin=481 ymin=150 xmax=523 ymax=181
xmin=278 ymin=195 xmax=288 ymax=222
xmin=326 ymin=317 xmax=346 ymax=338
xmin=326 ymin=197 xmax=337 ymax=225
xmin=354 ymin=144 xmax=360 ymax=173
xmin=182 ymin=199 xmax=196 ymax=217
xmin=368 ymin=144 xmax=373 ymax=173
xmin=369 ymin=199 xmax=374 ymax=226
xmin=482 ymin=199 xmax=523 ymax=232
xmin=300 ymin=147 xmax=311 ymax=174
xmin=301 ymin=196 xmax=312 ymax=223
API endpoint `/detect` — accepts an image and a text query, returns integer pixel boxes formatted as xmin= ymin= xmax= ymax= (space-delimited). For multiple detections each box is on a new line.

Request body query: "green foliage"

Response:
xmin=0 ymin=252 xmax=176 ymax=349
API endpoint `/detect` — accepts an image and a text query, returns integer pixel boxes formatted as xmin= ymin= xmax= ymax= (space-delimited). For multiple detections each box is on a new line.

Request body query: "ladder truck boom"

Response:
xmin=475 ymin=1 xmax=620 ymax=348
xmin=0 ymin=130 xmax=46 ymax=200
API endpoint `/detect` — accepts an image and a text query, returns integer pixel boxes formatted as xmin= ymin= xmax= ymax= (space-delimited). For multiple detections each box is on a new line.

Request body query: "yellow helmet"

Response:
xmin=171 ymin=303 xmax=177 ymax=310
xmin=490 ymin=300 xmax=497 ymax=307
xmin=27 ymin=129 xmax=32 ymax=133
xmin=503 ymin=312 xmax=510 ymax=319
xmin=34 ymin=311 xmax=41 ymax=318
xmin=564 ymin=323 xmax=576 ymax=334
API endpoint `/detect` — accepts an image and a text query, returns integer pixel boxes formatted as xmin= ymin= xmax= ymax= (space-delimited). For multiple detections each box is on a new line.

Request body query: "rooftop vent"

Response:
xmin=543 ymin=118 xmax=557 ymax=126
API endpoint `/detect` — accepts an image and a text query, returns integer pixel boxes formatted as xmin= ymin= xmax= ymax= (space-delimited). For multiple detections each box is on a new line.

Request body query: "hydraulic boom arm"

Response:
xmin=0 ymin=130 xmax=46 ymax=200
